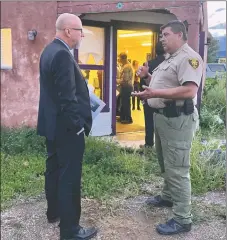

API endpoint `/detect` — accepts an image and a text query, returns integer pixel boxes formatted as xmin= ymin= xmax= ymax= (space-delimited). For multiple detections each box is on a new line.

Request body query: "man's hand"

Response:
xmin=131 ymin=85 xmax=156 ymax=100
xmin=136 ymin=62 xmax=149 ymax=78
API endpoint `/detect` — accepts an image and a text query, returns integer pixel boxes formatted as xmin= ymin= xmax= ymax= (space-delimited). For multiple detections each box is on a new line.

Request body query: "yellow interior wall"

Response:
xmin=1 ymin=28 xmax=13 ymax=69
xmin=117 ymin=30 xmax=155 ymax=66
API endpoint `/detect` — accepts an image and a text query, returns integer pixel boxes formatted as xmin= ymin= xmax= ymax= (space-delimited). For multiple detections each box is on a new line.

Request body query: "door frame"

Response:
xmin=111 ymin=21 xmax=161 ymax=135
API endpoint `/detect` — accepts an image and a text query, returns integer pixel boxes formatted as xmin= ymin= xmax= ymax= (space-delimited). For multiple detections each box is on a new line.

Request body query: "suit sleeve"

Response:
xmin=52 ymin=50 xmax=82 ymax=130
xmin=52 ymin=50 xmax=76 ymax=105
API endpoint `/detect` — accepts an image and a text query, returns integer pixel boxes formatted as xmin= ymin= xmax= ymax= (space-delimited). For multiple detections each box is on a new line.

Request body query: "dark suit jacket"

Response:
xmin=37 ymin=39 xmax=92 ymax=140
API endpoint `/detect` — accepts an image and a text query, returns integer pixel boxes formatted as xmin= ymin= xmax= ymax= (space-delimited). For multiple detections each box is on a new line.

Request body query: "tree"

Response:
xmin=207 ymin=32 xmax=219 ymax=63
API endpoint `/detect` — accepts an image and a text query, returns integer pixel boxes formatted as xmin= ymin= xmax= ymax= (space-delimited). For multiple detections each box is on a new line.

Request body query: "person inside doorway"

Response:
xmin=132 ymin=60 xmax=141 ymax=111
xmin=140 ymin=41 xmax=165 ymax=148
xmin=119 ymin=52 xmax=133 ymax=124
xmin=116 ymin=57 xmax=122 ymax=116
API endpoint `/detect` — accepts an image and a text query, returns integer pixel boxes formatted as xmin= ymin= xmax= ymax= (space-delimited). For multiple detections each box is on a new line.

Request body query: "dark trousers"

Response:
xmin=143 ymin=102 xmax=154 ymax=146
xmin=120 ymin=85 xmax=133 ymax=121
xmin=132 ymin=82 xmax=140 ymax=109
xmin=45 ymin=131 xmax=85 ymax=237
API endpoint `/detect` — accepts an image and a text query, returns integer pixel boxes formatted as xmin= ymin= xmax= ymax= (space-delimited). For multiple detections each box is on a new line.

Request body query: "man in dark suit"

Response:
xmin=37 ymin=13 xmax=97 ymax=240
xmin=140 ymin=42 xmax=165 ymax=148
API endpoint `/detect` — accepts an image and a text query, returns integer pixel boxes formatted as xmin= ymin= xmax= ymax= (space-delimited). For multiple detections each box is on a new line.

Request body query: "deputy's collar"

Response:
xmin=165 ymin=43 xmax=188 ymax=60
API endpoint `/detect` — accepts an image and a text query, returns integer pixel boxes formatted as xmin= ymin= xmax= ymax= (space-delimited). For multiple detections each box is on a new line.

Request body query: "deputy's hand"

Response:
xmin=136 ymin=62 xmax=149 ymax=78
xmin=131 ymin=85 xmax=155 ymax=100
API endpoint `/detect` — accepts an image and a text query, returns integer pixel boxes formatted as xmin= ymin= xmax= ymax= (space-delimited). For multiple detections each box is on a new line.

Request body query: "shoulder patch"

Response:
xmin=189 ymin=59 xmax=199 ymax=69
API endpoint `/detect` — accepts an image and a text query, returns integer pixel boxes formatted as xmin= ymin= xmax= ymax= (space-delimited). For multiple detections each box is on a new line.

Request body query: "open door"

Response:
xmin=114 ymin=27 xmax=158 ymax=134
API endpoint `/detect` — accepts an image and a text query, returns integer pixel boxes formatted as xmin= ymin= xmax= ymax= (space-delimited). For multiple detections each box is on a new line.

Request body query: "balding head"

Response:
xmin=56 ymin=13 xmax=81 ymax=31
xmin=55 ymin=13 xmax=84 ymax=49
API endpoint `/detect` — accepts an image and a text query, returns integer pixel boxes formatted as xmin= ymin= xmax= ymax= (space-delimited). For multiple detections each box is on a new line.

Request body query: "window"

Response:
xmin=1 ymin=28 xmax=12 ymax=70
xmin=79 ymin=26 xmax=105 ymax=65
xmin=77 ymin=26 xmax=108 ymax=105
xmin=81 ymin=69 xmax=104 ymax=99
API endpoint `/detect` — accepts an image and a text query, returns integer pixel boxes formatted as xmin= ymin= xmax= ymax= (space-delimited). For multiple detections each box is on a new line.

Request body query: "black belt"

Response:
xmin=153 ymin=106 xmax=184 ymax=113
xmin=153 ymin=106 xmax=186 ymax=118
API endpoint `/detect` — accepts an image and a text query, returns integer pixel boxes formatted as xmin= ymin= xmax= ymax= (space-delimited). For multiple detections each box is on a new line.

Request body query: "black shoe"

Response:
xmin=137 ymin=107 xmax=141 ymax=111
xmin=156 ymin=218 xmax=191 ymax=235
xmin=146 ymin=195 xmax=173 ymax=207
xmin=132 ymin=107 xmax=135 ymax=110
xmin=121 ymin=120 xmax=133 ymax=124
xmin=60 ymin=226 xmax=98 ymax=240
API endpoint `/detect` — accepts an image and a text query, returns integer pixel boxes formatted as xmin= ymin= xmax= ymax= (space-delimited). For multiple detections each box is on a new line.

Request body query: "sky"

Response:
xmin=207 ymin=1 xmax=226 ymax=27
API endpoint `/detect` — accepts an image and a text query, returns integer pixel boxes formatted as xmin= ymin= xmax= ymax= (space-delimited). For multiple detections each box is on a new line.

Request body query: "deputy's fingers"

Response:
xmin=142 ymin=85 xmax=150 ymax=90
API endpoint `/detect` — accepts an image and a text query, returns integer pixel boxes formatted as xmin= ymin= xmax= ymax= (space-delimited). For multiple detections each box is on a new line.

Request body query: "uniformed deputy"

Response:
xmin=133 ymin=20 xmax=203 ymax=235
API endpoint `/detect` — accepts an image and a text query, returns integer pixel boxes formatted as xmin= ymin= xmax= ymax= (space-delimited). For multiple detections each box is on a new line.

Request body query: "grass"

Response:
xmin=1 ymin=127 xmax=159 ymax=209
xmin=1 ymin=153 xmax=45 ymax=205
xmin=1 ymin=127 xmax=226 ymax=210
xmin=190 ymin=131 xmax=226 ymax=194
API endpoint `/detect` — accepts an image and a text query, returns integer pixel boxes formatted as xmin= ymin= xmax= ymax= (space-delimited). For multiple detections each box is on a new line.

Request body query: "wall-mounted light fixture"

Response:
xmin=27 ymin=30 xmax=37 ymax=41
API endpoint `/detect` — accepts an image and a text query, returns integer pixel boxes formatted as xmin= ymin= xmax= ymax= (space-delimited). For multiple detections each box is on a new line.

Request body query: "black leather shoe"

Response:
xmin=146 ymin=195 xmax=173 ymax=207
xmin=60 ymin=226 xmax=98 ymax=240
xmin=156 ymin=218 xmax=191 ymax=235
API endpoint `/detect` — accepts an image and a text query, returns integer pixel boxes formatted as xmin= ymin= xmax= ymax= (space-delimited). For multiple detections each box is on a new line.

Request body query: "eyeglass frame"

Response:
xmin=65 ymin=28 xmax=83 ymax=34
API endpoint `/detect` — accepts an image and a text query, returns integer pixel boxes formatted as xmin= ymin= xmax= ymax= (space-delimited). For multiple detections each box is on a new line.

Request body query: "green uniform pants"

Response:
xmin=154 ymin=109 xmax=199 ymax=225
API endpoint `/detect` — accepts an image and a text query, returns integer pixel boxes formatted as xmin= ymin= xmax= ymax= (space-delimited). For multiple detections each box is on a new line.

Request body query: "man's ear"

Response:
xmin=179 ymin=32 xmax=183 ymax=40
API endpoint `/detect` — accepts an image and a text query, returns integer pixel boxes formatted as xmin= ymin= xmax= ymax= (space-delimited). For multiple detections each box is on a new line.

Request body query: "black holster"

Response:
xmin=163 ymin=101 xmax=182 ymax=118
xmin=163 ymin=99 xmax=194 ymax=118
xmin=183 ymin=99 xmax=194 ymax=115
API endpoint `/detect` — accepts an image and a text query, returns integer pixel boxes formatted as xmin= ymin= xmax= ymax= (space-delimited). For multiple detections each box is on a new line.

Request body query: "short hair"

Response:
xmin=160 ymin=20 xmax=188 ymax=41
xmin=132 ymin=60 xmax=139 ymax=66
xmin=119 ymin=52 xmax=127 ymax=60
xmin=155 ymin=41 xmax=165 ymax=56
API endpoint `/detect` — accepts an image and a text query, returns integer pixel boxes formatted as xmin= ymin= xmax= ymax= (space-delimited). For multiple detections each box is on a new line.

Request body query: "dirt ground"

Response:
xmin=1 ymin=191 xmax=226 ymax=240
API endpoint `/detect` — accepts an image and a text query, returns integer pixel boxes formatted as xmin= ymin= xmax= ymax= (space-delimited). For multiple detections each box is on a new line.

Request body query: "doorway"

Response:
xmin=115 ymin=29 xmax=158 ymax=134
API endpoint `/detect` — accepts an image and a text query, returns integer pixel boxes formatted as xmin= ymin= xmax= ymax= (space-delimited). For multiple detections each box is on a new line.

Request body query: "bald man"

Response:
xmin=37 ymin=13 xmax=97 ymax=240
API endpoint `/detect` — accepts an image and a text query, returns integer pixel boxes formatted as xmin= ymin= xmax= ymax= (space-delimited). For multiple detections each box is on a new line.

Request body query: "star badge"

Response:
xmin=189 ymin=59 xmax=199 ymax=69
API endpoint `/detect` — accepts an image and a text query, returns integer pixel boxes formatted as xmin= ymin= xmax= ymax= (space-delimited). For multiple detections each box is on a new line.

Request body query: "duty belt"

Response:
xmin=153 ymin=107 xmax=183 ymax=113
xmin=153 ymin=106 xmax=186 ymax=118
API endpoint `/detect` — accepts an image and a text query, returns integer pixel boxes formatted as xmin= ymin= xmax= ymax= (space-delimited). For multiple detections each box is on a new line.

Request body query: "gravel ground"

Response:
xmin=1 ymin=192 xmax=226 ymax=240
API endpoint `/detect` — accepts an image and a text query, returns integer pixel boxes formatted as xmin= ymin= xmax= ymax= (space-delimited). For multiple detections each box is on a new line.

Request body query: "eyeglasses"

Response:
xmin=69 ymin=28 xmax=83 ymax=34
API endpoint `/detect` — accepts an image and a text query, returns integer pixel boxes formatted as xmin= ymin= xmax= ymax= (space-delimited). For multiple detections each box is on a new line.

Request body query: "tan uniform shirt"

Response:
xmin=147 ymin=43 xmax=203 ymax=108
